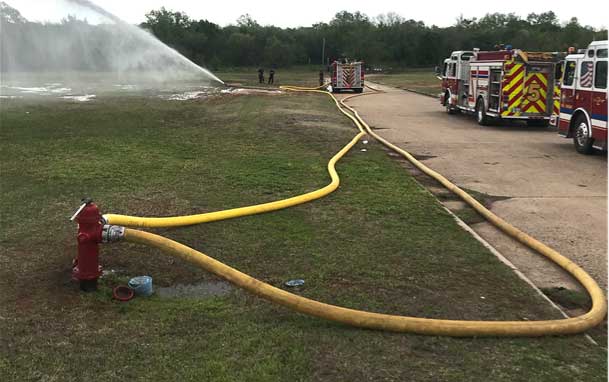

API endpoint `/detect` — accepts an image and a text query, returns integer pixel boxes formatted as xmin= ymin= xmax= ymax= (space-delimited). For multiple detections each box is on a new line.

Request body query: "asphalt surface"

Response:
xmin=346 ymin=83 xmax=607 ymax=291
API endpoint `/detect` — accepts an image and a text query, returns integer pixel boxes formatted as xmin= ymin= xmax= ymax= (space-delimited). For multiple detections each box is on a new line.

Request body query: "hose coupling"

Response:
xmin=102 ymin=225 xmax=125 ymax=243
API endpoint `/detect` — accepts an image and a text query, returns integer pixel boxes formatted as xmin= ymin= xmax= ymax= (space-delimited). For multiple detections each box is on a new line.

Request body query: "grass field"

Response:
xmin=215 ymin=66 xmax=442 ymax=98
xmin=367 ymin=69 xmax=441 ymax=96
xmin=216 ymin=66 xmax=323 ymax=88
xmin=1 ymin=84 xmax=607 ymax=380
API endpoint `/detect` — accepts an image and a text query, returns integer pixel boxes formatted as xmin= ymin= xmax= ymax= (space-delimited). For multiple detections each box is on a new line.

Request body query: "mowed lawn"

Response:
xmin=215 ymin=66 xmax=442 ymax=98
xmin=216 ymin=66 xmax=323 ymax=88
xmin=367 ymin=69 xmax=441 ymax=96
xmin=0 ymin=89 xmax=606 ymax=381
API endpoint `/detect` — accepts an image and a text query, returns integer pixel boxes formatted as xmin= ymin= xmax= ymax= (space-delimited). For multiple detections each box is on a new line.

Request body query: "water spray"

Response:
xmin=1 ymin=0 xmax=224 ymax=88
xmin=65 ymin=0 xmax=224 ymax=85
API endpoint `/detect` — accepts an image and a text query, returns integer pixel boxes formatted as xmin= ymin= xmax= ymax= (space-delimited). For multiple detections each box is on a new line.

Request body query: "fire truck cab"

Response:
xmin=441 ymin=47 xmax=561 ymax=126
xmin=555 ymin=40 xmax=608 ymax=154
xmin=440 ymin=51 xmax=475 ymax=113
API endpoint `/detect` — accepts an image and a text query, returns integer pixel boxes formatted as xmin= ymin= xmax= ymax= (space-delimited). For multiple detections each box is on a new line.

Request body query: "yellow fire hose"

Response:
xmin=110 ymin=84 xmax=606 ymax=336
xmin=103 ymin=88 xmax=364 ymax=228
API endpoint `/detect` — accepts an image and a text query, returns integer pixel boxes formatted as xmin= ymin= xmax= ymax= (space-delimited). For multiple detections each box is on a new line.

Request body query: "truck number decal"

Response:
xmin=526 ymin=82 xmax=541 ymax=102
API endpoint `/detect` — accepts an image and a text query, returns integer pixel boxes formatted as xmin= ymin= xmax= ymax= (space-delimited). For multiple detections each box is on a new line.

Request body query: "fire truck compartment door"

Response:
xmin=336 ymin=64 xmax=361 ymax=89
xmin=520 ymin=65 xmax=552 ymax=115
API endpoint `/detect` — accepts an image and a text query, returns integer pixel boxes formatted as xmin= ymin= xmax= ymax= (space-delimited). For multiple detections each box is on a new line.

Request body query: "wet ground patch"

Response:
xmin=158 ymin=280 xmax=233 ymax=299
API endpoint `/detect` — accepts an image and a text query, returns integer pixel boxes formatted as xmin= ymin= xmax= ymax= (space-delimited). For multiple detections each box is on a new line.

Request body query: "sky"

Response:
xmin=6 ymin=0 xmax=608 ymax=30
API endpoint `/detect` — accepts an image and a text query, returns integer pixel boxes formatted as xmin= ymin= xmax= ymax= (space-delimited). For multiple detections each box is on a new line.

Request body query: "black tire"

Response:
xmin=475 ymin=98 xmax=489 ymax=125
xmin=526 ymin=119 xmax=550 ymax=127
xmin=354 ymin=88 xmax=363 ymax=93
xmin=572 ymin=115 xmax=594 ymax=154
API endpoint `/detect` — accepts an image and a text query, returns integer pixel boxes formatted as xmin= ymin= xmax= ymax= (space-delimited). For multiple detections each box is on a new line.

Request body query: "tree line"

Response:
xmin=142 ymin=9 xmax=607 ymax=69
xmin=1 ymin=2 xmax=605 ymax=73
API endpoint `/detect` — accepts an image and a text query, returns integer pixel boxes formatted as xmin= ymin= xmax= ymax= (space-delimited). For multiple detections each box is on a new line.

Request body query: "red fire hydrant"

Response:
xmin=71 ymin=198 xmax=103 ymax=291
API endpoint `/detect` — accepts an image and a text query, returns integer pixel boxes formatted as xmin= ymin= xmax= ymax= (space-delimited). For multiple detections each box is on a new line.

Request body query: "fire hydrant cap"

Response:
xmin=113 ymin=285 xmax=135 ymax=301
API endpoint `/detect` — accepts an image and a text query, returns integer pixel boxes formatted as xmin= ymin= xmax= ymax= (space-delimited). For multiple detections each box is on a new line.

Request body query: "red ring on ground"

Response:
xmin=113 ymin=285 xmax=135 ymax=301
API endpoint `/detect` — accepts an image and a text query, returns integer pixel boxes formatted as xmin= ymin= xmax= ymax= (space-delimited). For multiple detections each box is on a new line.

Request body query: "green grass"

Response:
xmin=213 ymin=67 xmax=441 ymax=97
xmin=216 ymin=66 xmax=323 ymax=88
xmin=367 ymin=69 xmax=441 ymax=96
xmin=0 ymin=90 xmax=606 ymax=381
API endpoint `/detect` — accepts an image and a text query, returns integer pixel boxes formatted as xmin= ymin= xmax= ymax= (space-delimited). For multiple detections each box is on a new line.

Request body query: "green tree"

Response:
xmin=136 ymin=7 xmax=607 ymax=69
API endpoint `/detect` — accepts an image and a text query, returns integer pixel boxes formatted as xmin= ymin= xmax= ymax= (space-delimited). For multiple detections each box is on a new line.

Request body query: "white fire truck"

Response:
xmin=440 ymin=48 xmax=562 ymax=126
xmin=331 ymin=60 xmax=364 ymax=93
xmin=554 ymin=40 xmax=608 ymax=154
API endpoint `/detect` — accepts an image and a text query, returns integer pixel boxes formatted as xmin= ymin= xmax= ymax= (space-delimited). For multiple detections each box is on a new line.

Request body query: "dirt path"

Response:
xmin=346 ymin=83 xmax=607 ymax=291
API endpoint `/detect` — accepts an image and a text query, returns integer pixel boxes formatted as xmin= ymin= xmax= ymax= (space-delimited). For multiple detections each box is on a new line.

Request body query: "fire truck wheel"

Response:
xmin=573 ymin=116 xmax=594 ymax=154
xmin=445 ymin=102 xmax=455 ymax=114
xmin=475 ymin=99 xmax=489 ymax=125
xmin=355 ymin=88 xmax=363 ymax=93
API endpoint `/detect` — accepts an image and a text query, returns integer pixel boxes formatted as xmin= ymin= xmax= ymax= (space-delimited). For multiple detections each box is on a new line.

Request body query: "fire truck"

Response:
xmin=330 ymin=60 xmax=364 ymax=93
xmin=440 ymin=47 xmax=562 ymax=126
xmin=554 ymin=40 xmax=608 ymax=154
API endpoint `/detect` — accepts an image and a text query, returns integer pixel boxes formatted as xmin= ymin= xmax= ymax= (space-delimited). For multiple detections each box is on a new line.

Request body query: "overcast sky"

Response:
xmin=6 ymin=0 xmax=608 ymax=29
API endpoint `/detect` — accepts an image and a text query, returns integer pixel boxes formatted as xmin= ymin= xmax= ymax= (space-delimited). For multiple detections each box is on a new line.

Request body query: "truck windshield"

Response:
xmin=460 ymin=53 xmax=474 ymax=61
xmin=563 ymin=61 xmax=576 ymax=86
xmin=555 ymin=62 xmax=563 ymax=81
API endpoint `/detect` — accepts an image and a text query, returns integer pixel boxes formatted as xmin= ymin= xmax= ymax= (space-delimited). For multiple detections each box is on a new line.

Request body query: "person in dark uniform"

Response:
xmin=268 ymin=69 xmax=275 ymax=84
xmin=258 ymin=68 xmax=264 ymax=84
xmin=319 ymin=70 xmax=324 ymax=86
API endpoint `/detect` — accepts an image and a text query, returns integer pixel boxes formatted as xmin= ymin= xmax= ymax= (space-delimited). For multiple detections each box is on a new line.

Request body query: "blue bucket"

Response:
xmin=128 ymin=276 xmax=153 ymax=297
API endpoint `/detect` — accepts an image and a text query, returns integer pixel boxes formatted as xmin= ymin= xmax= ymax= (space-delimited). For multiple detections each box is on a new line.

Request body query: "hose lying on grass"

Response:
xmin=103 ymin=87 xmax=363 ymax=228
xmin=110 ymin=83 xmax=607 ymax=336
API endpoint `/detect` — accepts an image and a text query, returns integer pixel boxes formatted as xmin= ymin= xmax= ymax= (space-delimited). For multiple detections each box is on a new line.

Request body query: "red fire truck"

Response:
xmin=440 ymin=48 xmax=562 ymax=126
xmin=554 ymin=40 xmax=608 ymax=154
xmin=331 ymin=60 xmax=364 ymax=93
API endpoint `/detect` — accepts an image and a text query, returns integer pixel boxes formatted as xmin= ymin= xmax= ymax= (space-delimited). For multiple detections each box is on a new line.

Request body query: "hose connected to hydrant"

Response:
xmin=88 ymin=84 xmax=606 ymax=337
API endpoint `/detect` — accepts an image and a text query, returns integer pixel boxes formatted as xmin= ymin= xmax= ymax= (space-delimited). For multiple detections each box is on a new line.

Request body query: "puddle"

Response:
xmin=60 ymin=94 xmax=96 ymax=102
xmin=1 ymin=78 xmax=283 ymax=102
xmin=162 ymin=90 xmax=208 ymax=101
xmin=221 ymin=88 xmax=283 ymax=95
xmin=157 ymin=280 xmax=232 ymax=299
xmin=160 ymin=87 xmax=283 ymax=101
xmin=4 ymin=84 xmax=72 ymax=95
xmin=113 ymin=84 xmax=137 ymax=90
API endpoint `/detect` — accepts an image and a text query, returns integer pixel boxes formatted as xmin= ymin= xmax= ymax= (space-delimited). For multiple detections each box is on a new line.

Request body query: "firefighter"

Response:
xmin=319 ymin=70 xmax=324 ymax=86
xmin=268 ymin=69 xmax=275 ymax=85
xmin=258 ymin=68 xmax=264 ymax=84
